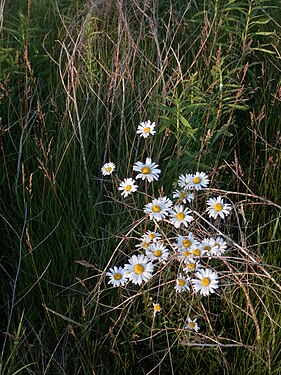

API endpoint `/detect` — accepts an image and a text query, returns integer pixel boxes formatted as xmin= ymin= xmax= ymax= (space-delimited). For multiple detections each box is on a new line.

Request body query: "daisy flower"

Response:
xmin=136 ymin=120 xmax=156 ymax=138
xmin=101 ymin=162 xmax=115 ymax=176
xmin=188 ymin=172 xmax=209 ymax=190
xmin=191 ymin=268 xmax=219 ymax=296
xmin=175 ymin=274 xmax=190 ymax=293
xmin=189 ymin=243 xmax=206 ymax=258
xmin=144 ymin=196 xmax=172 ymax=221
xmin=201 ymin=237 xmax=216 ymax=254
xmin=172 ymin=189 xmax=194 ymax=204
xmin=178 ymin=173 xmax=193 ymax=190
xmin=211 ymin=237 xmax=228 ymax=256
xmin=169 ymin=205 xmax=193 ymax=228
xmin=135 ymin=240 xmax=152 ymax=251
xmin=207 ymin=196 xmax=232 ymax=219
xmin=201 ymin=237 xmax=227 ymax=256
xmin=141 ymin=230 xmax=162 ymax=243
xmin=185 ymin=317 xmax=200 ymax=332
xmin=118 ymin=178 xmax=138 ymax=198
xmin=183 ymin=259 xmax=202 ymax=273
xmin=178 ymin=247 xmax=193 ymax=263
xmin=124 ymin=254 xmax=154 ymax=285
xmin=146 ymin=242 xmax=170 ymax=263
xmin=133 ymin=157 xmax=161 ymax=182
xmin=153 ymin=303 xmax=161 ymax=317
xmin=106 ymin=266 xmax=128 ymax=287
xmin=174 ymin=233 xmax=199 ymax=250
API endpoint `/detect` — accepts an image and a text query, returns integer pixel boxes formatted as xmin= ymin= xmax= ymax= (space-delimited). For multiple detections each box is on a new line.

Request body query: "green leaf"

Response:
xmin=179 ymin=115 xmax=198 ymax=140
xmin=186 ymin=103 xmax=209 ymax=110
xmin=179 ymin=115 xmax=192 ymax=129
xmin=226 ymin=104 xmax=249 ymax=110
xmin=249 ymin=18 xmax=271 ymax=26
xmin=252 ymin=47 xmax=275 ymax=54
xmin=254 ymin=31 xmax=275 ymax=36
xmin=271 ymin=216 xmax=280 ymax=241
xmin=212 ymin=125 xmax=234 ymax=144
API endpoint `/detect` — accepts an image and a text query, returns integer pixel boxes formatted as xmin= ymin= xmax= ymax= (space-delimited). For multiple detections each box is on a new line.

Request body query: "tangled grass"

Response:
xmin=0 ymin=0 xmax=280 ymax=374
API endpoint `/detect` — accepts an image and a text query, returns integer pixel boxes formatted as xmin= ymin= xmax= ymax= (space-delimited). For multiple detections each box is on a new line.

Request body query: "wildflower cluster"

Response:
xmin=102 ymin=120 xmax=232 ymax=332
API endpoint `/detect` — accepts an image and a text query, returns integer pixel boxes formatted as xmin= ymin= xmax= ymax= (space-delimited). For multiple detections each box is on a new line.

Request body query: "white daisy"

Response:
xmin=211 ymin=237 xmax=228 ymax=256
xmin=200 ymin=237 xmax=226 ymax=257
xmin=207 ymin=196 xmax=232 ymax=219
xmin=136 ymin=120 xmax=156 ymax=138
xmin=178 ymin=247 xmax=193 ymax=263
xmin=185 ymin=317 xmax=200 ymax=332
xmin=169 ymin=205 xmax=193 ymax=228
xmin=200 ymin=238 xmax=216 ymax=254
xmin=135 ymin=240 xmax=152 ymax=251
xmin=106 ymin=266 xmax=128 ymax=287
xmin=183 ymin=259 xmax=202 ymax=273
xmin=118 ymin=178 xmax=138 ymax=198
xmin=124 ymin=254 xmax=154 ymax=285
xmin=191 ymin=268 xmax=219 ymax=296
xmin=172 ymin=189 xmax=194 ymax=204
xmin=173 ymin=233 xmax=199 ymax=250
xmin=144 ymin=196 xmax=173 ymax=221
xmin=101 ymin=162 xmax=116 ymax=176
xmin=133 ymin=157 xmax=161 ymax=182
xmin=178 ymin=173 xmax=193 ymax=190
xmin=189 ymin=243 xmax=206 ymax=258
xmin=188 ymin=172 xmax=209 ymax=190
xmin=153 ymin=303 xmax=161 ymax=316
xmin=175 ymin=273 xmax=190 ymax=293
xmin=141 ymin=230 xmax=162 ymax=243
xmin=146 ymin=242 xmax=170 ymax=263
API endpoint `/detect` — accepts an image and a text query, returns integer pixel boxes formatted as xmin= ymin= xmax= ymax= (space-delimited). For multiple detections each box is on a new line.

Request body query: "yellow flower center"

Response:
xmin=189 ymin=321 xmax=195 ymax=329
xmin=143 ymin=127 xmax=151 ymax=133
xmin=176 ymin=212 xmax=185 ymax=220
xmin=105 ymin=167 xmax=112 ymax=172
xmin=141 ymin=166 xmax=151 ymax=174
xmin=201 ymin=277 xmax=211 ymax=286
xmin=134 ymin=264 xmax=144 ymax=275
xmin=178 ymin=279 xmax=186 ymax=287
xmin=204 ymin=246 xmax=211 ymax=251
xmin=192 ymin=249 xmax=201 ymax=256
xmin=214 ymin=203 xmax=223 ymax=211
xmin=180 ymin=191 xmax=187 ymax=198
xmin=184 ymin=251 xmax=191 ymax=257
xmin=154 ymin=250 xmax=162 ymax=257
xmin=154 ymin=304 xmax=161 ymax=312
xmin=193 ymin=177 xmax=201 ymax=184
xmin=183 ymin=239 xmax=191 ymax=247
xmin=125 ymin=185 xmax=132 ymax=191
xmin=113 ymin=273 xmax=122 ymax=280
xmin=142 ymin=242 xmax=149 ymax=248
xmin=152 ymin=205 xmax=161 ymax=213
xmin=149 ymin=233 xmax=156 ymax=239
xmin=187 ymin=263 xmax=195 ymax=269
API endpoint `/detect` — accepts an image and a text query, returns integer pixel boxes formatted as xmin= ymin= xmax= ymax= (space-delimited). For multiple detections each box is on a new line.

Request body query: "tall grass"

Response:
xmin=0 ymin=0 xmax=280 ymax=374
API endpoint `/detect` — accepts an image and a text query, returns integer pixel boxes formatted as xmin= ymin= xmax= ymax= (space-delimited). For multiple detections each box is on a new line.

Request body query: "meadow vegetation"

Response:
xmin=0 ymin=0 xmax=280 ymax=374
